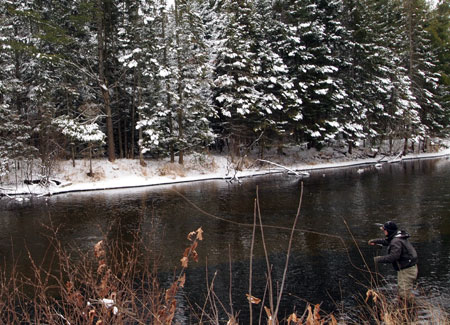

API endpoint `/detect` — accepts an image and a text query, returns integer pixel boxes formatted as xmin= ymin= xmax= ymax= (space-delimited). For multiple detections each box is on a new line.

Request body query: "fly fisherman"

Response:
xmin=368 ymin=221 xmax=418 ymax=301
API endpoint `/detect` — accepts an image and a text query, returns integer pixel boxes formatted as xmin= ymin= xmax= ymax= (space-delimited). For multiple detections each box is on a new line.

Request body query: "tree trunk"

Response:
xmin=169 ymin=106 xmax=175 ymax=163
xmin=136 ymin=55 xmax=146 ymax=167
xmin=97 ymin=0 xmax=115 ymax=162
xmin=71 ymin=143 xmax=75 ymax=167
xmin=177 ymin=108 xmax=184 ymax=165
xmin=403 ymin=136 xmax=408 ymax=156
xmin=260 ymin=140 xmax=265 ymax=159
xmin=131 ymin=72 xmax=136 ymax=160
xmin=175 ymin=0 xmax=184 ymax=165
xmin=103 ymin=91 xmax=115 ymax=162
xmin=406 ymin=0 xmax=415 ymax=78
xmin=139 ymin=128 xmax=146 ymax=167
xmin=118 ymin=118 xmax=124 ymax=158
xmin=124 ymin=120 xmax=128 ymax=158
xmin=161 ymin=6 xmax=174 ymax=163
xmin=88 ymin=144 xmax=93 ymax=177
xmin=405 ymin=0 xmax=415 ymax=152
xmin=424 ymin=137 xmax=429 ymax=152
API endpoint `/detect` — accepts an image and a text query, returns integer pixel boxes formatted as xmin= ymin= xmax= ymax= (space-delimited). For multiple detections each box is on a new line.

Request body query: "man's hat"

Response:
xmin=381 ymin=221 xmax=398 ymax=234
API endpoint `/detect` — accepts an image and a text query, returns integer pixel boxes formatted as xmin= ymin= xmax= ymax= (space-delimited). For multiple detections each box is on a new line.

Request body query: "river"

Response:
xmin=0 ymin=157 xmax=449 ymax=322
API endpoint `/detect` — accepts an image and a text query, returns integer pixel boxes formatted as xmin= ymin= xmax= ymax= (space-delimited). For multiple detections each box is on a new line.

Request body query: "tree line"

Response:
xmin=0 ymin=0 xmax=448 ymax=174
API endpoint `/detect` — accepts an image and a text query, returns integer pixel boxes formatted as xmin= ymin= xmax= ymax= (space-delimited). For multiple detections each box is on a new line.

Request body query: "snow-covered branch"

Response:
xmin=256 ymin=159 xmax=310 ymax=177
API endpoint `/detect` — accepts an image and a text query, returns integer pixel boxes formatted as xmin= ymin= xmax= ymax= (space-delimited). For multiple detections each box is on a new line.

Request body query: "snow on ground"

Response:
xmin=2 ymin=143 xmax=450 ymax=197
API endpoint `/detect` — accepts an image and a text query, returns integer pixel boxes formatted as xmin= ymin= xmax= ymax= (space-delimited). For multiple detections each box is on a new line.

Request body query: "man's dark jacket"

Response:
xmin=371 ymin=230 xmax=418 ymax=271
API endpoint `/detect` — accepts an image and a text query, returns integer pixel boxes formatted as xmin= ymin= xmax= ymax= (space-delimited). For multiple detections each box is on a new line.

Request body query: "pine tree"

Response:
xmin=135 ymin=0 xmax=178 ymax=160
xmin=252 ymin=0 xmax=302 ymax=156
xmin=345 ymin=0 xmax=422 ymax=153
xmin=115 ymin=0 xmax=160 ymax=163
xmin=427 ymin=0 xmax=450 ymax=134
xmin=195 ymin=0 xmax=229 ymax=152
xmin=0 ymin=0 xmax=52 ymax=167
xmin=401 ymin=0 xmax=447 ymax=142
xmin=0 ymin=102 xmax=37 ymax=177
xmin=281 ymin=0 xmax=350 ymax=149
xmin=212 ymin=0 xmax=260 ymax=159
xmin=134 ymin=0 xmax=213 ymax=162
xmin=172 ymin=0 xmax=214 ymax=163
xmin=339 ymin=0 xmax=391 ymax=150
xmin=316 ymin=0 xmax=365 ymax=154
xmin=95 ymin=0 xmax=116 ymax=162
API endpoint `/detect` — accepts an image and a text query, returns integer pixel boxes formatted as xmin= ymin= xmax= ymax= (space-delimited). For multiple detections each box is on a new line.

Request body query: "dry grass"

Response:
xmin=140 ymin=167 xmax=149 ymax=177
xmin=352 ymin=287 xmax=450 ymax=325
xmin=0 ymin=214 xmax=203 ymax=324
xmin=187 ymin=153 xmax=218 ymax=172
xmin=157 ymin=163 xmax=186 ymax=178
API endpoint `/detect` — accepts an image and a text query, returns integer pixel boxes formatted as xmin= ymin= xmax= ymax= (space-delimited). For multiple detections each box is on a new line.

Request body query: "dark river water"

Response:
xmin=1 ymin=157 xmax=449 ymax=322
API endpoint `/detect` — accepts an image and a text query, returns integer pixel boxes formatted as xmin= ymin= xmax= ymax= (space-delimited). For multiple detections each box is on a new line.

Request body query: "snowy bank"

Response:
xmin=2 ymin=145 xmax=450 ymax=197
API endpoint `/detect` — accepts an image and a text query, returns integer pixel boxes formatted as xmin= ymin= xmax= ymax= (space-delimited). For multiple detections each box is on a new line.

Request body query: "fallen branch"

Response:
xmin=256 ymin=159 xmax=310 ymax=177
xmin=227 ymin=132 xmax=265 ymax=183
xmin=387 ymin=152 xmax=403 ymax=163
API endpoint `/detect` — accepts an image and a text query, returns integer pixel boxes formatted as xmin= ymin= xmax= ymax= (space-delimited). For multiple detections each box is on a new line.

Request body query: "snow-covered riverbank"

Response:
xmin=2 ymin=145 xmax=450 ymax=197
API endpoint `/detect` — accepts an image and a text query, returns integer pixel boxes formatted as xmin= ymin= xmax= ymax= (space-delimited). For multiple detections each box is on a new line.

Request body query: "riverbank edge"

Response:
xmin=2 ymin=149 xmax=450 ymax=197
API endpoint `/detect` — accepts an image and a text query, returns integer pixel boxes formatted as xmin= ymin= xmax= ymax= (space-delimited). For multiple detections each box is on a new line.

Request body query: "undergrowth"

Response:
xmin=158 ymin=163 xmax=187 ymax=178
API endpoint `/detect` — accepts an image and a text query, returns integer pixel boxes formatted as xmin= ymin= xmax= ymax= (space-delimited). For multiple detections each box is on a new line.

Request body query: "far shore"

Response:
xmin=2 ymin=147 xmax=450 ymax=198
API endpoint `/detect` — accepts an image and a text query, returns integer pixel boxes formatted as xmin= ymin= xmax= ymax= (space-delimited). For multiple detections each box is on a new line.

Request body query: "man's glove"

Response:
xmin=374 ymin=256 xmax=382 ymax=264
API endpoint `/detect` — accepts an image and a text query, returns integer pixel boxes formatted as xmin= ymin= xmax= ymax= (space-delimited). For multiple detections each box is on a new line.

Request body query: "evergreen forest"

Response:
xmin=1 ymin=0 xmax=449 ymax=173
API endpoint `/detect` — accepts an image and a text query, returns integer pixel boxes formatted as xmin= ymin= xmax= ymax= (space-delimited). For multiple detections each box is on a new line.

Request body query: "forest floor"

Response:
xmin=2 ymin=140 xmax=450 ymax=197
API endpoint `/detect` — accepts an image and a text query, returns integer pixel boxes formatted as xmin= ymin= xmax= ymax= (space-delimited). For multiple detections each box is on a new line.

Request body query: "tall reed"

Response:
xmin=0 ymin=213 xmax=203 ymax=324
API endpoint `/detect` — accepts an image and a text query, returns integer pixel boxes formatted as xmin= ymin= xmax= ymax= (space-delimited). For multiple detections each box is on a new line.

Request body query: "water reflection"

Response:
xmin=0 ymin=158 xmax=449 ymax=320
